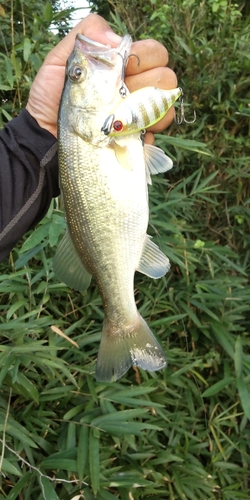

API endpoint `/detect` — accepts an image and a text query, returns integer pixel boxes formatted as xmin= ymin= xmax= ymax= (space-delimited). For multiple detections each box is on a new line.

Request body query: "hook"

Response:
xmin=119 ymin=52 xmax=140 ymax=98
xmin=174 ymin=89 xmax=196 ymax=124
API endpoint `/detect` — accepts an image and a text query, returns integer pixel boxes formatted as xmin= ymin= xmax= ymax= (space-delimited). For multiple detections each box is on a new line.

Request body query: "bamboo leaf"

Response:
xmin=6 ymin=299 xmax=27 ymax=320
xmin=234 ymin=336 xmax=243 ymax=379
xmin=13 ymin=372 xmax=39 ymax=403
xmin=5 ymin=57 xmax=14 ymax=87
xmin=0 ymin=84 xmax=12 ymax=91
xmin=96 ymin=421 xmax=161 ymax=436
xmin=236 ymin=377 xmax=250 ymax=419
xmin=4 ymin=423 xmax=37 ymax=448
xmin=5 ymin=472 xmax=31 ymax=500
xmin=89 ymin=428 xmax=100 ymax=495
xmin=202 ymin=377 xmax=234 ymax=397
xmin=77 ymin=425 xmax=89 ymax=483
xmin=99 ymin=490 xmax=119 ymax=500
xmin=43 ymin=2 xmax=53 ymax=23
xmin=0 ymin=354 xmax=15 ymax=386
xmin=39 ymin=476 xmax=60 ymax=500
xmin=156 ymin=134 xmax=212 ymax=155
xmin=20 ymin=223 xmax=50 ymax=253
xmin=92 ymin=409 xmax=148 ymax=427
xmin=23 ymin=38 xmax=31 ymax=62
xmin=0 ymin=458 xmax=22 ymax=477
xmin=40 ymin=458 xmax=77 ymax=471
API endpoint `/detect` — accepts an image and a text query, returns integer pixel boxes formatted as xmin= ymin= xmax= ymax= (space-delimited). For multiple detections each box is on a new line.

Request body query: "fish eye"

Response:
xmin=68 ymin=65 xmax=86 ymax=82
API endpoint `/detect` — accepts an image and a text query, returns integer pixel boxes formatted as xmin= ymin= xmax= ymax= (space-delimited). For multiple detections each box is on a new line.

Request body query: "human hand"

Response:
xmin=26 ymin=14 xmax=177 ymax=142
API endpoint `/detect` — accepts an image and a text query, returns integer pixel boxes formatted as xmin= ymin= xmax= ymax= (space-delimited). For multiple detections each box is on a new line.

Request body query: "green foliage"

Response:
xmin=1 ymin=0 xmax=250 ymax=498
xmin=0 ymin=0 xmax=74 ymax=127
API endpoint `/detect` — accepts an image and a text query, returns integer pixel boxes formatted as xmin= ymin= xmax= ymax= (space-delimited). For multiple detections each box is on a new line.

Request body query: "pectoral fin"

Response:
xmin=137 ymin=235 xmax=170 ymax=278
xmin=144 ymin=144 xmax=173 ymax=184
xmin=53 ymin=230 xmax=92 ymax=292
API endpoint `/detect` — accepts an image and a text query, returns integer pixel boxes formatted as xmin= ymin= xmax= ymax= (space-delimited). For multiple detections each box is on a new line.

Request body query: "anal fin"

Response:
xmin=112 ymin=141 xmax=133 ymax=171
xmin=137 ymin=235 xmax=170 ymax=278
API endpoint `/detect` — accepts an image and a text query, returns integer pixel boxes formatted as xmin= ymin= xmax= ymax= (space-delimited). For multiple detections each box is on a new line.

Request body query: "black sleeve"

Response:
xmin=0 ymin=108 xmax=60 ymax=263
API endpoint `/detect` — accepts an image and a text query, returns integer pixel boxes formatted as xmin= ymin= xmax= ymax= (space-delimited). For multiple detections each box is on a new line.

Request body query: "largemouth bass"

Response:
xmin=54 ymin=34 xmax=177 ymax=382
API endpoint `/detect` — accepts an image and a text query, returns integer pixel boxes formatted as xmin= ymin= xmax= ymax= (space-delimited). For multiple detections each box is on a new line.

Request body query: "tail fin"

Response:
xmin=95 ymin=314 xmax=166 ymax=382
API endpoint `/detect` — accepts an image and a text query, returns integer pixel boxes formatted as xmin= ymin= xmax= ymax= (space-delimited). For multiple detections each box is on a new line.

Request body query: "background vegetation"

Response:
xmin=0 ymin=0 xmax=250 ymax=498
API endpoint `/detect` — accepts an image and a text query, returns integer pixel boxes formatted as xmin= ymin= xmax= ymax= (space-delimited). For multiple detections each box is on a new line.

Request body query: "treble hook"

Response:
xmin=119 ymin=52 xmax=140 ymax=98
xmin=174 ymin=89 xmax=196 ymax=124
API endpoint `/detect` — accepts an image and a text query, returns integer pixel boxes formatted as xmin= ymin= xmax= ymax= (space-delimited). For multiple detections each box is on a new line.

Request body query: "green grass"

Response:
xmin=0 ymin=163 xmax=249 ymax=498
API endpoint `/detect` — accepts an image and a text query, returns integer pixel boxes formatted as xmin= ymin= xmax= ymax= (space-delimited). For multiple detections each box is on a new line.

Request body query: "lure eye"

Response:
xmin=113 ymin=120 xmax=123 ymax=132
xmin=68 ymin=65 xmax=86 ymax=82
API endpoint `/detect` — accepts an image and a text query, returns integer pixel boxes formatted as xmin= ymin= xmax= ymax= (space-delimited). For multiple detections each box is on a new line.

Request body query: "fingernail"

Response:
xmin=105 ymin=30 xmax=122 ymax=45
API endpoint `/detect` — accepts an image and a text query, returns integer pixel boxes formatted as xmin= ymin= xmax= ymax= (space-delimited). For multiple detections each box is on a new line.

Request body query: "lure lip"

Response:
xmin=101 ymin=114 xmax=115 ymax=135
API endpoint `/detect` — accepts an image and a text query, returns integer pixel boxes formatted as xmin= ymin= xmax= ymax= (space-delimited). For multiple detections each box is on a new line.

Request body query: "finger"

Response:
xmin=144 ymin=132 xmax=154 ymax=145
xmin=125 ymin=66 xmax=177 ymax=92
xmin=82 ymin=14 xmax=122 ymax=46
xmin=126 ymin=39 xmax=169 ymax=75
xmin=147 ymin=106 xmax=176 ymax=133
xmin=125 ymin=67 xmax=178 ymax=132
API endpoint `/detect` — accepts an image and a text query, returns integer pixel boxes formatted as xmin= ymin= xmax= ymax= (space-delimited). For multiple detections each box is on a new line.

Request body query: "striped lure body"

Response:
xmin=101 ymin=86 xmax=182 ymax=136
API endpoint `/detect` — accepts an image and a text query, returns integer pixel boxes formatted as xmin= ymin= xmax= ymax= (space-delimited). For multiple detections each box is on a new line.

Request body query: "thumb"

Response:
xmin=45 ymin=14 xmax=122 ymax=65
xmin=82 ymin=13 xmax=122 ymax=46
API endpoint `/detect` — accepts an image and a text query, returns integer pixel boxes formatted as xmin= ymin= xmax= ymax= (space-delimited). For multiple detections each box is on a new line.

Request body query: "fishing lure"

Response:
xmin=101 ymin=86 xmax=183 ymax=136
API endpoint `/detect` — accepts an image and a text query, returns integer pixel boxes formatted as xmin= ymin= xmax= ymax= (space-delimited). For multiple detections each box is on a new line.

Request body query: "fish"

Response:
xmin=54 ymin=34 xmax=177 ymax=382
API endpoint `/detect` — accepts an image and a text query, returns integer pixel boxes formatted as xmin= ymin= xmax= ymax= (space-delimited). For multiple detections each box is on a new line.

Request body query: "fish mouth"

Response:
xmin=76 ymin=34 xmax=110 ymax=49
xmin=75 ymin=34 xmax=117 ymax=67
xmin=75 ymin=33 xmax=133 ymax=70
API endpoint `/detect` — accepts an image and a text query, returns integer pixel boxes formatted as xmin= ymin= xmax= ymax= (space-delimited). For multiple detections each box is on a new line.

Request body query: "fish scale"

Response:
xmin=59 ymin=130 xmax=146 ymax=322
